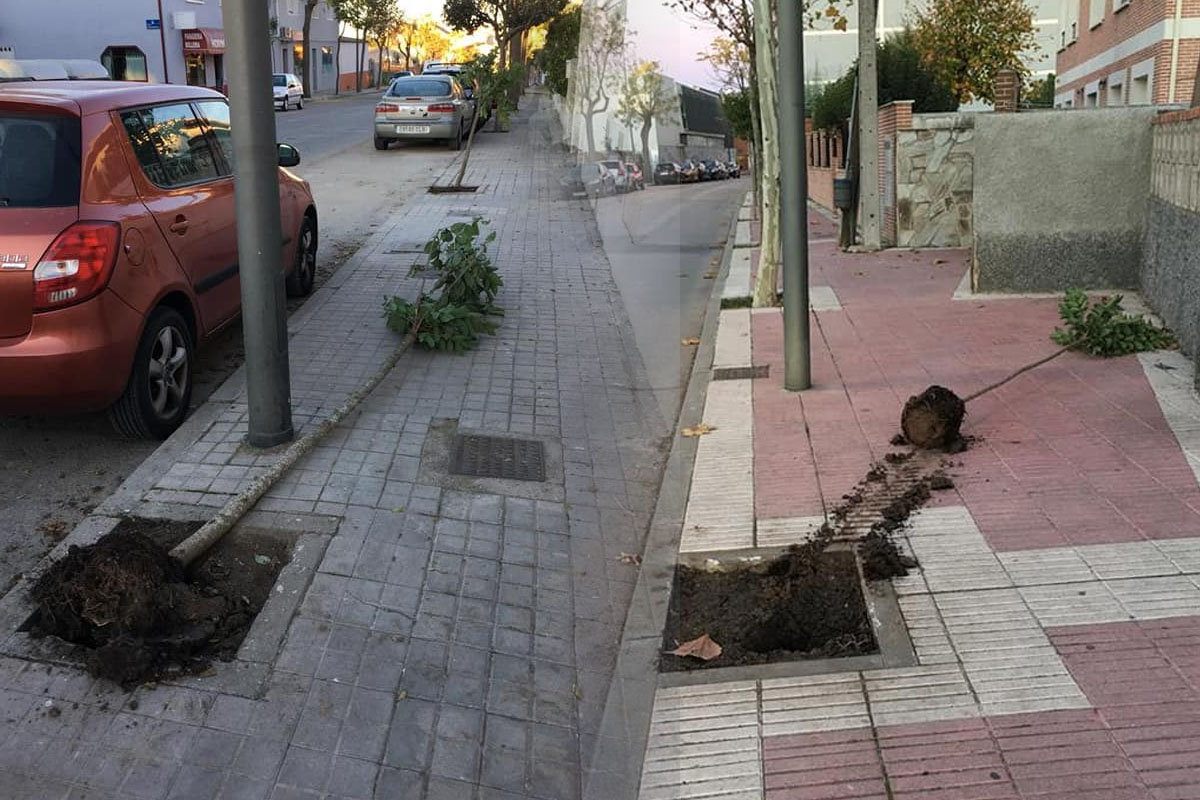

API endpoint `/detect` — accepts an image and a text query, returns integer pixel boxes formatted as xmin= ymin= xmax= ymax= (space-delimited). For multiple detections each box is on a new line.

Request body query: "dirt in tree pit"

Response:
xmin=662 ymin=549 xmax=876 ymax=671
xmin=27 ymin=518 xmax=291 ymax=687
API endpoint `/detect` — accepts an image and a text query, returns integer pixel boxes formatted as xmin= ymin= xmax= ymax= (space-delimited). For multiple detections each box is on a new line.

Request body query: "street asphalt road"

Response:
xmin=0 ymin=90 xmax=454 ymax=592
xmin=596 ymin=177 xmax=749 ymax=423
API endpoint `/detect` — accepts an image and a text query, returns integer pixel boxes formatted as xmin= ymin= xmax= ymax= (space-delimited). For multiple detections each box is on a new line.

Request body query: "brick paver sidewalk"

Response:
xmin=0 ymin=94 xmax=668 ymax=799
xmin=635 ymin=205 xmax=1200 ymax=799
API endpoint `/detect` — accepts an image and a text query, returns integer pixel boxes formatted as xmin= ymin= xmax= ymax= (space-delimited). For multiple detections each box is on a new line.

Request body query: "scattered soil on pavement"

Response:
xmin=901 ymin=385 xmax=967 ymax=450
xmin=662 ymin=549 xmax=875 ymax=671
xmin=28 ymin=518 xmax=290 ymax=687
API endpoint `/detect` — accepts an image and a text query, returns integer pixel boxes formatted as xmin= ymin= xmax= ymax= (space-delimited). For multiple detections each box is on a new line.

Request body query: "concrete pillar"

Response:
xmin=857 ymin=0 xmax=881 ymax=250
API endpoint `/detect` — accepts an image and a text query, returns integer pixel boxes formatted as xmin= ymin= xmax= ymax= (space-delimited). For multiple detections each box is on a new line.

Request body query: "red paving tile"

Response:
xmin=746 ymin=242 xmax=1200 ymax=547
xmin=761 ymin=710 xmax=1179 ymax=799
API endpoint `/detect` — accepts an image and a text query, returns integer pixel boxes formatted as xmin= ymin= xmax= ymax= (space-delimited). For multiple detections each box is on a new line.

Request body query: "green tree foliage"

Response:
xmin=1025 ymin=73 xmax=1055 ymax=108
xmin=616 ymin=61 xmax=678 ymax=170
xmin=1051 ymin=289 xmax=1175 ymax=356
xmin=913 ymin=0 xmax=1039 ymax=104
xmin=722 ymin=88 xmax=752 ymax=141
xmin=533 ymin=5 xmax=580 ymax=96
xmin=443 ymin=0 xmax=567 ymax=67
xmin=809 ymin=29 xmax=956 ymax=130
xmin=452 ymin=51 xmax=521 ymax=187
xmin=383 ymin=218 xmax=503 ymax=352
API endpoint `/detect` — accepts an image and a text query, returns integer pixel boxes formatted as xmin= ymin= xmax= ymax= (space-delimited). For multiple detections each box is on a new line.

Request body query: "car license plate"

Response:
xmin=396 ymin=125 xmax=430 ymax=134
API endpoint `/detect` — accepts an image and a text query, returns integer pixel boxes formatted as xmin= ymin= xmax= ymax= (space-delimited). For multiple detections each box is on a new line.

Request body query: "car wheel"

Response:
xmin=109 ymin=306 xmax=193 ymax=440
xmin=449 ymin=121 xmax=463 ymax=151
xmin=297 ymin=95 xmax=304 ymax=110
xmin=374 ymin=136 xmax=390 ymax=151
xmin=285 ymin=215 xmax=317 ymax=298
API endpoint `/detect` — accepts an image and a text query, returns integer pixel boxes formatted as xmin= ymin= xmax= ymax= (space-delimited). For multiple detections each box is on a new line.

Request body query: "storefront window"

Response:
xmin=101 ymin=47 xmax=148 ymax=81
xmin=185 ymin=54 xmax=205 ymax=87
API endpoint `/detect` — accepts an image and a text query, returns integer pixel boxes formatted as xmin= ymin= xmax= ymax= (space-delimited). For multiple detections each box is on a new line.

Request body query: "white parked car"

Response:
xmin=598 ymin=159 xmax=628 ymax=192
xmin=273 ymin=73 xmax=304 ymax=111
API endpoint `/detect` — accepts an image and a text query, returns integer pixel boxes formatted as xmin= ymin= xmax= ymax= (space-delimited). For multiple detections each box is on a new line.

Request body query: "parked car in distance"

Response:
xmin=623 ymin=162 xmax=645 ymax=191
xmin=653 ymin=162 xmax=681 ymax=185
xmin=678 ymin=160 xmax=700 ymax=183
xmin=599 ymin=159 xmax=629 ymax=192
xmin=560 ymin=163 xmax=613 ymax=198
xmin=727 ymin=161 xmax=741 ymax=178
xmin=0 ymin=76 xmax=318 ymax=438
xmin=374 ymin=74 xmax=475 ymax=151
xmin=273 ymin=72 xmax=304 ymax=111
xmin=701 ymin=159 xmax=725 ymax=180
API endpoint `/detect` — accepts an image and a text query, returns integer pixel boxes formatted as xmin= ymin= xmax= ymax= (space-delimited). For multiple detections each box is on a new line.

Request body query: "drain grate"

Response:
xmin=450 ymin=435 xmax=547 ymax=482
xmin=713 ymin=365 xmax=769 ymax=381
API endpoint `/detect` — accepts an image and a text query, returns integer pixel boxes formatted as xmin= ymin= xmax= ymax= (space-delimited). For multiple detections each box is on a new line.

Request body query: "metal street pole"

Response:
xmin=225 ymin=0 xmax=294 ymax=447
xmin=779 ymin=0 xmax=810 ymax=391
xmin=857 ymin=0 xmax=882 ymax=250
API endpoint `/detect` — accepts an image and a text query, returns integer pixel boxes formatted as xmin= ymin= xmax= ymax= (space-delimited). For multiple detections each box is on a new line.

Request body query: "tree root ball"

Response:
xmin=900 ymin=385 xmax=966 ymax=450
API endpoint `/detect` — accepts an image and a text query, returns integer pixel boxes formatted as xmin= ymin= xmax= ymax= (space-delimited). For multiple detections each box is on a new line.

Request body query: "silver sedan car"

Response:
xmin=374 ymin=75 xmax=476 ymax=151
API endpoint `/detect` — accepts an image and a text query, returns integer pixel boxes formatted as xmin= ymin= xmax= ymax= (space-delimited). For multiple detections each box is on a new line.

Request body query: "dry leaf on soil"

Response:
xmin=682 ymin=423 xmax=717 ymax=437
xmin=681 ymin=338 xmax=701 ymax=346
xmin=668 ymin=634 xmax=722 ymax=661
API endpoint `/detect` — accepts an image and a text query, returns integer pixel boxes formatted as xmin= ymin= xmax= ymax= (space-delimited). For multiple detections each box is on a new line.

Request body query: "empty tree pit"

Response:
xmin=661 ymin=547 xmax=878 ymax=672
xmin=23 ymin=517 xmax=294 ymax=687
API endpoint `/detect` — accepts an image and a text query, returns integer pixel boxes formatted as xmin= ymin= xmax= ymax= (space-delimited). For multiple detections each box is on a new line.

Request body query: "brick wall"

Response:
xmin=1057 ymin=0 xmax=1200 ymax=106
xmin=806 ymin=118 xmax=845 ymax=214
xmin=878 ymin=101 xmax=913 ymax=246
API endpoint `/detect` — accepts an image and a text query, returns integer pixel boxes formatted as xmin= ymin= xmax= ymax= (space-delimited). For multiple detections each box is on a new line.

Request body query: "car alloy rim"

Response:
xmin=148 ymin=325 xmax=188 ymax=418
xmin=300 ymin=225 xmax=315 ymax=284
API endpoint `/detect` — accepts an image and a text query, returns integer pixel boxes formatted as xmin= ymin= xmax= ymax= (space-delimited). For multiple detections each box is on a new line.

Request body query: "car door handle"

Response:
xmin=169 ymin=216 xmax=189 ymax=235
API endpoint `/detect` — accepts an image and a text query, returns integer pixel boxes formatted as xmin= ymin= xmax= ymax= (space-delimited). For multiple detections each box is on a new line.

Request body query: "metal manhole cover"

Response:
xmin=450 ymin=435 xmax=546 ymax=482
xmin=713 ymin=365 xmax=769 ymax=381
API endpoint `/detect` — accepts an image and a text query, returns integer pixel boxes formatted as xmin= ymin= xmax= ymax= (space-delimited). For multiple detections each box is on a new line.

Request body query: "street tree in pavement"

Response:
xmin=532 ymin=5 xmax=580 ymax=97
xmin=913 ymin=0 xmax=1039 ymax=104
xmin=302 ymin=0 xmax=319 ymax=97
xmin=397 ymin=16 xmax=452 ymax=72
xmin=330 ymin=0 xmax=369 ymax=91
xmin=364 ymin=0 xmax=404 ymax=84
xmin=453 ymin=51 xmax=519 ymax=188
xmin=574 ymin=0 xmax=629 ymax=157
xmin=443 ymin=0 xmax=567 ymax=69
xmin=673 ymin=0 xmax=847 ymax=307
xmin=616 ymin=61 xmax=678 ymax=173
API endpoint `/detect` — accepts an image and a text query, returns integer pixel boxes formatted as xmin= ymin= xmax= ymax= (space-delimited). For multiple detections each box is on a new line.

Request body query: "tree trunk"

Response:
xmin=354 ymin=38 xmax=361 ymax=92
xmin=752 ymin=0 xmax=781 ymax=308
xmin=335 ymin=23 xmax=343 ymax=95
xmin=640 ymin=119 xmax=652 ymax=172
xmin=302 ymin=2 xmax=315 ymax=97
xmin=748 ymin=57 xmax=763 ymax=210
xmin=508 ymin=35 xmax=523 ymax=109
xmin=584 ymin=108 xmax=597 ymax=156
xmin=453 ymin=105 xmax=481 ymax=187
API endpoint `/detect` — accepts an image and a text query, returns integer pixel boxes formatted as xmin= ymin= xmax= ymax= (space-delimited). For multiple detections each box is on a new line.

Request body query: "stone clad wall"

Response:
xmin=1143 ymin=107 xmax=1200 ymax=357
xmin=895 ymin=113 xmax=975 ymax=248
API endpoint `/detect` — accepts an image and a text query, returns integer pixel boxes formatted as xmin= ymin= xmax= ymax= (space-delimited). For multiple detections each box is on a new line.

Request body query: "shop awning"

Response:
xmin=181 ymin=29 xmax=225 ymax=55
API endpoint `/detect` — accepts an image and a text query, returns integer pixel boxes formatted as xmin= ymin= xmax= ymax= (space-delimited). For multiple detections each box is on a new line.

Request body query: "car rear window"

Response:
xmin=273 ymin=75 xmax=287 ymax=86
xmin=387 ymin=79 xmax=452 ymax=97
xmin=0 ymin=112 xmax=81 ymax=208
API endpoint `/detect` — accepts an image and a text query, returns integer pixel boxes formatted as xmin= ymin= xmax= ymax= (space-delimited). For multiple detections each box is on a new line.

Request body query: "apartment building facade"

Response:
xmin=0 ymin=0 xmax=346 ymax=95
xmin=1054 ymin=0 xmax=1200 ymax=107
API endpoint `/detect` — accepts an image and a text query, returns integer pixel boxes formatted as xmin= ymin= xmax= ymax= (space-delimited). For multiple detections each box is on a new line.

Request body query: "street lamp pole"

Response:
xmin=224 ymin=0 xmax=295 ymax=447
xmin=779 ymin=0 xmax=811 ymax=391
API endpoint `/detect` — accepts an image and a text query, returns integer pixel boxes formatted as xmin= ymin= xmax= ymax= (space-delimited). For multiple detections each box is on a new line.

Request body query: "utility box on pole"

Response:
xmin=225 ymin=0 xmax=295 ymax=447
xmin=857 ymin=0 xmax=881 ymax=251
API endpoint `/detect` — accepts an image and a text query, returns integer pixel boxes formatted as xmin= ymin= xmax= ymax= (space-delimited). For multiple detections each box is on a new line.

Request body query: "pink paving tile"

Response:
xmin=744 ymin=243 xmax=1200 ymax=554
xmin=876 ymin=717 xmax=1018 ymax=800
xmin=763 ymin=728 xmax=888 ymax=800
xmin=1049 ymin=620 xmax=1200 ymax=799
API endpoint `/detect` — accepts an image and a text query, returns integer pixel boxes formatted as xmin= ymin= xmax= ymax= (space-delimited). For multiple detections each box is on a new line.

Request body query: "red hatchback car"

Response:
xmin=0 ymin=79 xmax=317 ymax=438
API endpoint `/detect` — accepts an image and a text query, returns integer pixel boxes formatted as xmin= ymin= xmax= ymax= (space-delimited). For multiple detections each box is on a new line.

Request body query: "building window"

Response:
xmin=100 ymin=46 xmax=148 ymax=81
xmin=1089 ymin=0 xmax=1104 ymax=29
xmin=1130 ymin=74 xmax=1151 ymax=105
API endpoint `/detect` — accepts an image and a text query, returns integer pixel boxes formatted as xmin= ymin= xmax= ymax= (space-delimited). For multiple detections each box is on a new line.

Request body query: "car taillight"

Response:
xmin=33 ymin=221 xmax=120 ymax=312
xmin=376 ymin=102 xmax=399 ymax=113
xmin=427 ymin=103 xmax=455 ymax=113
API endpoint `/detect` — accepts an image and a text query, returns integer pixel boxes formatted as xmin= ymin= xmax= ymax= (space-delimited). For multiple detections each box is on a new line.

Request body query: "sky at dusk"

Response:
xmin=396 ymin=0 xmax=724 ymax=90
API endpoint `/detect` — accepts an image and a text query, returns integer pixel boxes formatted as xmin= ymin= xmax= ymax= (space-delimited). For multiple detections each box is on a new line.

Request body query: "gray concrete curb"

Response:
xmin=581 ymin=191 xmax=748 ymax=799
